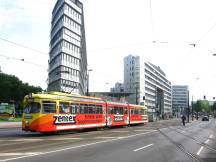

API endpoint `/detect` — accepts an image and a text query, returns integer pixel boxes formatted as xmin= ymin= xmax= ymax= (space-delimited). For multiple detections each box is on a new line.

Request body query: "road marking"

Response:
xmin=0 ymin=153 xmax=42 ymax=157
xmin=209 ymin=134 xmax=213 ymax=138
xmin=133 ymin=144 xmax=153 ymax=152
xmin=197 ymin=146 xmax=204 ymax=155
xmin=0 ymin=130 xmax=157 ymax=162
xmin=94 ymin=136 xmax=116 ymax=139
xmin=197 ymin=138 xmax=210 ymax=155
xmin=205 ymin=139 xmax=210 ymax=144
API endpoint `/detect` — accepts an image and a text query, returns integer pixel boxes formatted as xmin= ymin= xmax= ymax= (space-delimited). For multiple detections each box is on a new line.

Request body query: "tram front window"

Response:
xmin=24 ymin=102 xmax=41 ymax=114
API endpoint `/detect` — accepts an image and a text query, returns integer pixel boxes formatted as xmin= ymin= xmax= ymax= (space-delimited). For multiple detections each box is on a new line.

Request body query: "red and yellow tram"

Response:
xmin=22 ymin=92 xmax=148 ymax=133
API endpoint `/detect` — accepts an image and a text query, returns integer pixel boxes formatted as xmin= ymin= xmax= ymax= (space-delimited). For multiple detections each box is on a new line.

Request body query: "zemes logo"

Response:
xmin=54 ymin=114 xmax=76 ymax=124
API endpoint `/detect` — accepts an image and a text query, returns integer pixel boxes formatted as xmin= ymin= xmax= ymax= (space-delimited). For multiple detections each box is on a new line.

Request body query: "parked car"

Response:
xmin=202 ymin=116 xmax=209 ymax=121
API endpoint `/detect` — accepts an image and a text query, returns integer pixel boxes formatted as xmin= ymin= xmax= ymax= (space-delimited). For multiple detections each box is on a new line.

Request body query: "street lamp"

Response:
xmin=86 ymin=69 xmax=93 ymax=96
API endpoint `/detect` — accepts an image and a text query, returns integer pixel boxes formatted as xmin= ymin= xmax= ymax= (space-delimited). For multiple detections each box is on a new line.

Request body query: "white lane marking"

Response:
xmin=133 ymin=144 xmax=153 ymax=152
xmin=197 ymin=138 xmax=210 ymax=155
xmin=94 ymin=136 xmax=116 ymax=139
xmin=0 ymin=153 xmax=42 ymax=157
xmin=197 ymin=146 xmax=204 ymax=155
xmin=209 ymin=134 xmax=213 ymax=138
xmin=205 ymin=139 xmax=210 ymax=144
xmin=0 ymin=130 xmax=157 ymax=162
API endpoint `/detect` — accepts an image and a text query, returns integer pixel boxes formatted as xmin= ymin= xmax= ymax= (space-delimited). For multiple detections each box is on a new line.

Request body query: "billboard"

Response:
xmin=0 ymin=103 xmax=15 ymax=119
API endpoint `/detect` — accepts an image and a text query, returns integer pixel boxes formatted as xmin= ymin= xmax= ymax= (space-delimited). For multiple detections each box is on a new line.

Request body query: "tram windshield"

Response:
xmin=23 ymin=102 xmax=41 ymax=114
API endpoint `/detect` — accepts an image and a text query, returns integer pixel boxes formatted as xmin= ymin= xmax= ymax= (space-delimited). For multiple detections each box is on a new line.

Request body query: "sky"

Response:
xmin=0 ymin=0 xmax=216 ymax=101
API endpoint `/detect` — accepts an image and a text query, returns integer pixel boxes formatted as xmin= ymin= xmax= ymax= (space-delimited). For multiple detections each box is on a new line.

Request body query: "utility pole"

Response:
xmin=187 ymin=90 xmax=190 ymax=123
xmin=86 ymin=69 xmax=93 ymax=96
xmin=135 ymin=86 xmax=138 ymax=105
xmin=191 ymin=95 xmax=194 ymax=121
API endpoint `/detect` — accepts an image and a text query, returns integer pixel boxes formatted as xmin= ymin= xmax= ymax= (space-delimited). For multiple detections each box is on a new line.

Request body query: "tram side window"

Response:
xmin=134 ymin=109 xmax=139 ymax=114
xmin=80 ymin=104 xmax=88 ymax=114
xmin=24 ymin=102 xmax=40 ymax=114
xmin=108 ymin=107 xmax=114 ymax=114
xmin=131 ymin=109 xmax=139 ymax=114
xmin=96 ymin=105 xmax=103 ymax=114
xmin=88 ymin=104 xmax=94 ymax=114
xmin=42 ymin=101 xmax=56 ymax=113
xmin=114 ymin=107 xmax=123 ymax=115
xmin=59 ymin=102 xmax=70 ymax=114
xmin=71 ymin=103 xmax=78 ymax=114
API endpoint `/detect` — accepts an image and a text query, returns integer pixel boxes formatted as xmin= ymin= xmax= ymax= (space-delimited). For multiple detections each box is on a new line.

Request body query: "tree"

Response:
xmin=212 ymin=102 xmax=216 ymax=113
xmin=0 ymin=73 xmax=42 ymax=114
xmin=194 ymin=100 xmax=211 ymax=114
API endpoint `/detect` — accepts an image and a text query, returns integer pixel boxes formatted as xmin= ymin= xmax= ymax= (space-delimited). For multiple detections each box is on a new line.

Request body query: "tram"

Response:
xmin=22 ymin=92 xmax=148 ymax=133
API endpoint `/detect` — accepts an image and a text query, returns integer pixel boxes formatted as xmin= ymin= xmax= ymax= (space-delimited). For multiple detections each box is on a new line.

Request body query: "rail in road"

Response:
xmin=0 ymin=119 xmax=215 ymax=162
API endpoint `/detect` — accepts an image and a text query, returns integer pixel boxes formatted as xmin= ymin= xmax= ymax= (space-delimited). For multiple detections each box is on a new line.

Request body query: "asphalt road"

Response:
xmin=0 ymin=119 xmax=215 ymax=162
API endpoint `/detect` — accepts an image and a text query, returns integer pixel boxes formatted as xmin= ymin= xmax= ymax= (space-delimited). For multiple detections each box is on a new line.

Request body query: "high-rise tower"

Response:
xmin=48 ymin=0 xmax=87 ymax=95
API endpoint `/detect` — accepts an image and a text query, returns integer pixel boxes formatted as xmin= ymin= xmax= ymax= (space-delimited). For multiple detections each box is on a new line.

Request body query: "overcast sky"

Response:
xmin=0 ymin=0 xmax=216 ymax=100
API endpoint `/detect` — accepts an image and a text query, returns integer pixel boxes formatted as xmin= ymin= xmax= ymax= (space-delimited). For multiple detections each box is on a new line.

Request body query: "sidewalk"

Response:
xmin=0 ymin=122 xmax=21 ymax=129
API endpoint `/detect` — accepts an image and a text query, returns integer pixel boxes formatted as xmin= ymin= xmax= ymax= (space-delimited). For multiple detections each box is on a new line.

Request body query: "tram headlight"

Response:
xmin=25 ymin=120 xmax=29 ymax=125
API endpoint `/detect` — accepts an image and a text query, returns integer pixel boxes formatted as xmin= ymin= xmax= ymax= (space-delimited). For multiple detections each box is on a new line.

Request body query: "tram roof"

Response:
xmin=26 ymin=91 xmax=103 ymax=102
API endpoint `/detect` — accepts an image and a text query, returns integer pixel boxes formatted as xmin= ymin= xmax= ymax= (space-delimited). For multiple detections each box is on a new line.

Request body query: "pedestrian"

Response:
xmin=181 ymin=115 xmax=186 ymax=126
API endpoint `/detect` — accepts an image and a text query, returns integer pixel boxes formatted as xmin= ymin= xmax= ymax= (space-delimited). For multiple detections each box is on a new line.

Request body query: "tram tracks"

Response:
xmin=157 ymin=123 xmax=215 ymax=162
xmin=167 ymin=127 xmax=216 ymax=152
xmin=158 ymin=128 xmax=204 ymax=162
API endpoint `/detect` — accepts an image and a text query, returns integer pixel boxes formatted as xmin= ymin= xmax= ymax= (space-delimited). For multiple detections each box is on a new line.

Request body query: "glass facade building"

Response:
xmin=172 ymin=85 xmax=189 ymax=116
xmin=48 ymin=0 xmax=87 ymax=95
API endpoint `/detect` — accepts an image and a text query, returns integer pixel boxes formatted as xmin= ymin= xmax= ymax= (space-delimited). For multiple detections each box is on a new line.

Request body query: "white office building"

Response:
xmin=48 ymin=0 xmax=87 ymax=95
xmin=124 ymin=55 xmax=172 ymax=119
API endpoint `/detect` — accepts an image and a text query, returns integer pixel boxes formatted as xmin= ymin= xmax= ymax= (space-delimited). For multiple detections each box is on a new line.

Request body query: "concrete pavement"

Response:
xmin=0 ymin=122 xmax=21 ymax=129
xmin=0 ymin=118 xmax=214 ymax=162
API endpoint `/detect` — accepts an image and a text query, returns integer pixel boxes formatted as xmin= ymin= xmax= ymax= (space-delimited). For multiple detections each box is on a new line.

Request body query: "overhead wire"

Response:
xmin=0 ymin=53 xmax=47 ymax=69
xmin=0 ymin=36 xmax=48 ymax=56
